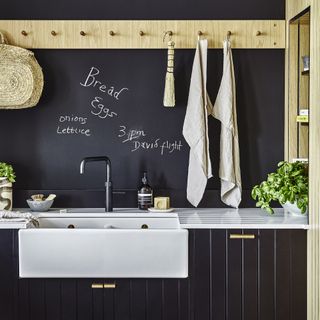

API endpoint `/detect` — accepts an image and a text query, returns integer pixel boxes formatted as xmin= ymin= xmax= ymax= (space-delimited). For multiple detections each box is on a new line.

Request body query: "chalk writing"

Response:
xmin=56 ymin=114 xmax=91 ymax=137
xmin=57 ymin=126 xmax=91 ymax=136
xmin=59 ymin=115 xmax=88 ymax=125
xmin=131 ymin=139 xmax=182 ymax=155
xmin=118 ymin=126 xmax=182 ymax=155
xmin=80 ymin=67 xmax=129 ymax=101
xmin=118 ymin=125 xmax=146 ymax=142
xmin=160 ymin=140 xmax=183 ymax=155
xmin=91 ymin=97 xmax=118 ymax=119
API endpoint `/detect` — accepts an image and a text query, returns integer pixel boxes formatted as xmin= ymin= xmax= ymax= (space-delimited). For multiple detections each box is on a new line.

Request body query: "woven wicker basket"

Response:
xmin=0 ymin=31 xmax=44 ymax=109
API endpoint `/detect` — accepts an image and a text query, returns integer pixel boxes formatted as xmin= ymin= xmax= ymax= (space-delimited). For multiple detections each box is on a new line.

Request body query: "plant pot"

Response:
xmin=0 ymin=177 xmax=13 ymax=211
xmin=281 ymin=201 xmax=308 ymax=216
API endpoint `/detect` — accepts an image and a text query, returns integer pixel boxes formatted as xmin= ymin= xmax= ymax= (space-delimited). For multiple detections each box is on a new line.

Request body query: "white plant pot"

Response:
xmin=0 ymin=177 xmax=13 ymax=211
xmin=281 ymin=201 xmax=308 ymax=216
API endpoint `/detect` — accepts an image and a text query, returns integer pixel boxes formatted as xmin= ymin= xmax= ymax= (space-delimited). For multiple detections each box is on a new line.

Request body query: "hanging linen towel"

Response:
xmin=183 ymin=39 xmax=213 ymax=207
xmin=211 ymin=40 xmax=242 ymax=208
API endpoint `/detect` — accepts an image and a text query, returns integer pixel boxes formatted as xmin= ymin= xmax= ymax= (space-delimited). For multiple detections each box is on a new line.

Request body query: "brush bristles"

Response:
xmin=163 ymin=72 xmax=175 ymax=107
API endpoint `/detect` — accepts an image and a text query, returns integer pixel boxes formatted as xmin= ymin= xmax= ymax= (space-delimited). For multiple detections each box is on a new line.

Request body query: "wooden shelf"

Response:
xmin=301 ymin=69 xmax=309 ymax=75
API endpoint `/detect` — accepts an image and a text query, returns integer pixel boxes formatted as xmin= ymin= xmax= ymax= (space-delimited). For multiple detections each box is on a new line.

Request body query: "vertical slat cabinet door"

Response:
xmin=0 ymin=230 xmax=15 ymax=320
xmin=45 ymin=279 xmax=62 ymax=320
xmin=242 ymin=230 xmax=258 ymax=320
xmin=227 ymin=229 xmax=242 ymax=320
xmin=77 ymin=278 xmax=115 ymax=320
xmin=145 ymin=279 xmax=162 ymax=320
xmin=275 ymin=230 xmax=307 ymax=320
xmin=91 ymin=279 xmax=104 ymax=320
xmin=28 ymin=279 xmax=46 ymax=319
xmin=275 ymin=230 xmax=292 ymax=320
xmin=60 ymin=279 xmax=78 ymax=320
xmin=103 ymin=280 xmax=115 ymax=320
xmin=162 ymin=279 xmax=179 ymax=320
xmin=177 ymin=277 xmax=190 ymax=320
xmin=192 ymin=229 xmax=211 ymax=320
xmin=290 ymin=230 xmax=307 ymax=320
xmin=77 ymin=279 xmax=94 ymax=320
xmin=210 ymin=229 xmax=227 ymax=320
xmin=16 ymin=278 xmax=30 ymax=320
xmin=259 ymin=230 xmax=276 ymax=320
xmin=130 ymin=279 xmax=147 ymax=320
xmin=14 ymin=231 xmax=30 ymax=320
xmin=114 ymin=279 xmax=131 ymax=320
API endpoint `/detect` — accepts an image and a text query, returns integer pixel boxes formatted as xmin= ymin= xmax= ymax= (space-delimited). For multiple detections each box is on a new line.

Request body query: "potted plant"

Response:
xmin=0 ymin=162 xmax=16 ymax=211
xmin=251 ymin=161 xmax=308 ymax=215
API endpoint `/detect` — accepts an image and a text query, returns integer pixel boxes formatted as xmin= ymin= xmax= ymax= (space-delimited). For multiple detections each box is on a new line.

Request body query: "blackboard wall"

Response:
xmin=0 ymin=0 xmax=285 ymax=208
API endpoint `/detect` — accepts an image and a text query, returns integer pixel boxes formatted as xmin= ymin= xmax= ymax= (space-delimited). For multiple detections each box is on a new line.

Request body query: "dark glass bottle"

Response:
xmin=138 ymin=172 xmax=153 ymax=210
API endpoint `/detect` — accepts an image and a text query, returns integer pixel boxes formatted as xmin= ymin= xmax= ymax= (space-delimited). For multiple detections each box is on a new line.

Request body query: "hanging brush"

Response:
xmin=163 ymin=39 xmax=175 ymax=107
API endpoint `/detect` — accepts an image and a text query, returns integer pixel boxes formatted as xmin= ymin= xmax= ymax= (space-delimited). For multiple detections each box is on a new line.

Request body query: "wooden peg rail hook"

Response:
xmin=0 ymin=20 xmax=284 ymax=49
xmin=163 ymin=30 xmax=173 ymax=42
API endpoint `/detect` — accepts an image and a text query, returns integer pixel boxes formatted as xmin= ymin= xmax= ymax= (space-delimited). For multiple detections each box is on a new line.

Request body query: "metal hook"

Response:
xmin=163 ymin=30 xmax=173 ymax=42
xmin=197 ymin=31 xmax=203 ymax=41
xmin=226 ymin=31 xmax=232 ymax=40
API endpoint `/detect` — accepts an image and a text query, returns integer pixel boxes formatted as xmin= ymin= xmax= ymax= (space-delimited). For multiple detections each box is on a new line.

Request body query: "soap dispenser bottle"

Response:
xmin=138 ymin=172 xmax=153 ymax=210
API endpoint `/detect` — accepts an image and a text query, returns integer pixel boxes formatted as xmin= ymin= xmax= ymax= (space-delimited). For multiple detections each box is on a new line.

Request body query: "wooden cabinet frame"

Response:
xmin=285 ymin=0 xmax=320 ymax=319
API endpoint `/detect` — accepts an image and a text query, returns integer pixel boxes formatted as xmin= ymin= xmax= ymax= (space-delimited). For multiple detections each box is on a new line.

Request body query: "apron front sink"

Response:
xmin=19 ymin=210 xmax=188 ymax=278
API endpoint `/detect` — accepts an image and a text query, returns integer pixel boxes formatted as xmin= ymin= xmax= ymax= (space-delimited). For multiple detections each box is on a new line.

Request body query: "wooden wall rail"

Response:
xmin=0 ymin=20 xmax=285 ymax=49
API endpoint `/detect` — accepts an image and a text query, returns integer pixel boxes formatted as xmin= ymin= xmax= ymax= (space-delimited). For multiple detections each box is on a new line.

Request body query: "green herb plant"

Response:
xmin=251 ymin=161 xmax=308 ymax=214
xmin=0 ymin=162 xmax=16 ymax=183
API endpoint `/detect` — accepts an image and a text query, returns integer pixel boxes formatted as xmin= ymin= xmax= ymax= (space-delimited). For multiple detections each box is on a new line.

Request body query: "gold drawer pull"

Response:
xmin=229 ymin=234 xmax=256 ymax=240
xmin=91 ymin=283 xmax=116 ymax=289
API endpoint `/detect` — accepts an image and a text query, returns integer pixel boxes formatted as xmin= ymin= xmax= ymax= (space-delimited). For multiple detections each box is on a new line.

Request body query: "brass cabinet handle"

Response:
xmin=229 ymin=234 xmax=256 ymax=240
xmin=91 ymin=283 xmax=116 ymax=289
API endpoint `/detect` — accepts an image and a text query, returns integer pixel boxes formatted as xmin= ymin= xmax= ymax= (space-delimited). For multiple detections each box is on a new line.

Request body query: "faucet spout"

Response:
xmin=80 ymin=156 xmax=113 ymax=212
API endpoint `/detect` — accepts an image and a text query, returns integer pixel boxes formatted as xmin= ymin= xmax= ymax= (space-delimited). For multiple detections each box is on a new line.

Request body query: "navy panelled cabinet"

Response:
xmin=0 ymin=229 xmax=307 ymax=320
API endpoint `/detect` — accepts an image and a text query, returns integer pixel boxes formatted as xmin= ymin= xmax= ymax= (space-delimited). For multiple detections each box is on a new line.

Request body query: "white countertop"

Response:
xmin=0 ymin=208 xmax=309 ymax=229
xmin=176 ymin=208 xmax=309 ymax=229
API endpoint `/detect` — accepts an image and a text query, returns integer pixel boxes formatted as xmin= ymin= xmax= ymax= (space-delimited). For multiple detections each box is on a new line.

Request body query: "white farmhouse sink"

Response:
xmin=19 ymin=209 xmax=188 ymax=278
